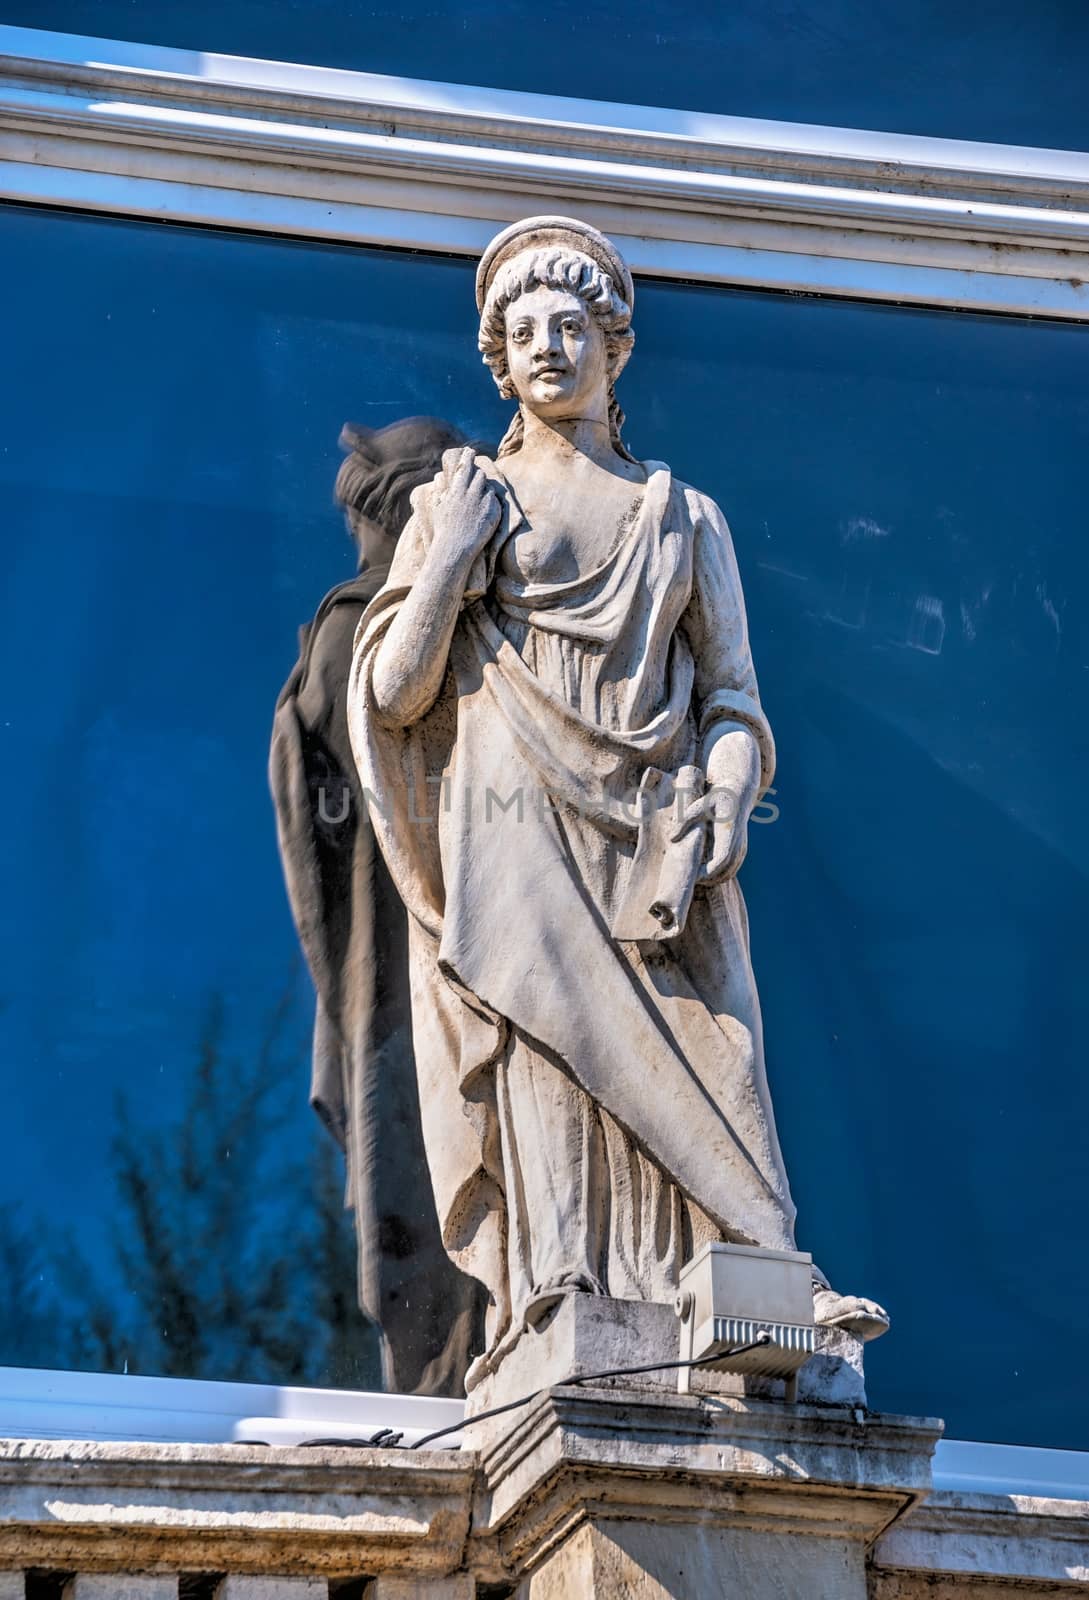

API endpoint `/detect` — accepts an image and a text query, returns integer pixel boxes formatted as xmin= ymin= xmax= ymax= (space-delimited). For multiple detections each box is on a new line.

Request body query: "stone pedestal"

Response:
xmin=466 ymin=1294 xmax=680 ymax=1416
xmin=465 ymin=1296 xmax=934 ymax=1598
xmin=466 ymin=1292 xmax=869 ymax=1421
xmin=473 ymin=1382 xmax=942 ymax=1599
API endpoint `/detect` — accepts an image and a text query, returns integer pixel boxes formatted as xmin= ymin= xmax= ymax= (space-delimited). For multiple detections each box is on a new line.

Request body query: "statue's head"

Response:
xmin=477 ymin=216 xmax=635 ymax=458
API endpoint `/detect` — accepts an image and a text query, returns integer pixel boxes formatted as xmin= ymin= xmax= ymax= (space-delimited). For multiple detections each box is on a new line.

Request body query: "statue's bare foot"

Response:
xmin=465 ymin=1275 xmax=607 ymax=1391
xmin=525 ymin=1272 xmax=606 ymax=1328
xmin=813 ymin=1286 xmax=890 ymax=1342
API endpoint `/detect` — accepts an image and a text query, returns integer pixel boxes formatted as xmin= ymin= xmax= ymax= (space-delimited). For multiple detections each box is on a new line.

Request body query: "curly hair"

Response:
xmin=477 ymin=246 xmax=635 ymax=459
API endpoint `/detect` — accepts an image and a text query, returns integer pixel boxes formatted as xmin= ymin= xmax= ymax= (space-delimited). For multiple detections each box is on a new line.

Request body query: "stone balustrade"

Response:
xmin=0 ymin=1394 xmax=1082 ymax=1598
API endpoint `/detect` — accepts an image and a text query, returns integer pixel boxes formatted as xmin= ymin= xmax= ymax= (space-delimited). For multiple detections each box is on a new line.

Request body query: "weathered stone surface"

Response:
xmin=65 ymin=1580 xmax=178 ymax=1599
xmin=217 ymin=1580 xmax=326 ymax=1598
xmin=871 ymin=1581 xmax=1082 ymax=1599
xmin=518 ymin=1516 xmax=866 ymax=1599
xmin=466 ymin=1291 xmax=873 ymax=1421
xmin=871 ymin=1489 xmax=1089 ymax=1590
xmin=475 ymin=1382 xmax=942 ymax=1580
xmin=369 ymin=1576 xmax=474 ymax=1599
xmin=465 ymin=1293 xmax=679 ymax=1418
xmin=0 ymin=1440 xmax=473 ymax=1576
xmin=0 ymin=1409 xmax=1081 ymax=1598
xmin=798 ymin=1322 xmax=868 ymax=1407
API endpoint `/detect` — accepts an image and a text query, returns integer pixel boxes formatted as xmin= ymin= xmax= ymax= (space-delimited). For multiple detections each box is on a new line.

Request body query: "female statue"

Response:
xmin=348 ymin=216 xmax=886 ymax=1389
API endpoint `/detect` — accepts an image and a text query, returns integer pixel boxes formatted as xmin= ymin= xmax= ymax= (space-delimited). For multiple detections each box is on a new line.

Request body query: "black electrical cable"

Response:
xmin=298 ymin=1429 xmax=405 ymax=1448
xmin=408 ymin=1331 xmax=773 ymax=1451
xmin=273 ymin=1333 xmax=775 ymax=1452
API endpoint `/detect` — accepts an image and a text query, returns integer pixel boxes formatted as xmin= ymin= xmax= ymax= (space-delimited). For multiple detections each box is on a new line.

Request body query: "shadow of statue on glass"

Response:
xmin=346 ymin=217 xmax=889 ymax=1398
xmin=270 ymin=416 xmax=488 ymax=1397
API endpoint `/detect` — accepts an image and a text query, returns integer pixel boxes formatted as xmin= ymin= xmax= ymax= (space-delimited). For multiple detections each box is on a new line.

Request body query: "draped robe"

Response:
xmin=348 ymin=458 xmax=797 ymax=1377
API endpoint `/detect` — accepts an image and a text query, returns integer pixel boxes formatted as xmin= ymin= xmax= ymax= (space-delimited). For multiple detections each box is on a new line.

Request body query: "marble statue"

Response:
xmin=271 ymin=417 xmax=485 ymax=1395
xmin=347 ymin=216 xmax=887 ymax=1390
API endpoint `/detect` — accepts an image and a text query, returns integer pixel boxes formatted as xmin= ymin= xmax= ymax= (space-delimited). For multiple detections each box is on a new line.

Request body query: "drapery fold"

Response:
xmin=348 ymin=457 xmax=795 ymax=1351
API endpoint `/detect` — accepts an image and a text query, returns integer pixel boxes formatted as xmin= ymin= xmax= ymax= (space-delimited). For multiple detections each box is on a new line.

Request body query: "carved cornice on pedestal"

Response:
xmin=473 ymin=1386 xmax=942 ymax=1576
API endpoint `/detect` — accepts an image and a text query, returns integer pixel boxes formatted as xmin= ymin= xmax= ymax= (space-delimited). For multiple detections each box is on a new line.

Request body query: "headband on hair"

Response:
xmin=476 ymin=215 xmax=634 ymax=314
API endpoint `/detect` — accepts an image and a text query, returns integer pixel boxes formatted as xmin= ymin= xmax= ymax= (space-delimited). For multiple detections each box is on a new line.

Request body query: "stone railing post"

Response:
xmin=369 ymin=1579 xmax=474 ymax=1598
xmin=216 ymin=1582 xmax=326 ymax=1597
xmin=64 ymin=1581 xmax=178 ymax=1599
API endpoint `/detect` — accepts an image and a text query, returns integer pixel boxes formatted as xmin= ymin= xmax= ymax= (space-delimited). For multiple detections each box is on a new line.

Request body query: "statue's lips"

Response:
xmin=531 ymin=367 xmax=571 ymax=381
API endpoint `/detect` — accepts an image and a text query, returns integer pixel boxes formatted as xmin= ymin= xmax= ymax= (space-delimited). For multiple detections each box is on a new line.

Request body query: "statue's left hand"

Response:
xmin=676 ymin=787 xmax=749 ymax=884
xmin=680 ymin=723 xmax=761 ymax=884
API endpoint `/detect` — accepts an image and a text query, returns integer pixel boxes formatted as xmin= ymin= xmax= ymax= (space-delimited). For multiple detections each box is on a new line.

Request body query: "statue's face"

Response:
xmin=504 ymin=286 xmax=608 ymax=419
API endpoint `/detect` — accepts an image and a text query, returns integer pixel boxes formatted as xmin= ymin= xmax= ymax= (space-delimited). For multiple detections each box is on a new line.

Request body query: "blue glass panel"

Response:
xmin=627 ymin=279 xmax=1089 ymax=1449
xmin=1 ymin=203 xmax=1087 ymax=1445
xmin=0 ymin=210 xmax=505 ymax=1390
xmin=6 ymin=0 xmax=1089 ymax=149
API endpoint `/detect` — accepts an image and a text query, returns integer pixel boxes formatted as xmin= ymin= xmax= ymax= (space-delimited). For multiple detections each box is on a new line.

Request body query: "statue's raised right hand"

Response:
xmin=429 ymin=446 xmax=501 ymax=570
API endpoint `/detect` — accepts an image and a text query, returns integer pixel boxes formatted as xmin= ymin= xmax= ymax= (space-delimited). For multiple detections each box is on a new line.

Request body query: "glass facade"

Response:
xmin=1 ymin=202 xmax=1087 ymax=1445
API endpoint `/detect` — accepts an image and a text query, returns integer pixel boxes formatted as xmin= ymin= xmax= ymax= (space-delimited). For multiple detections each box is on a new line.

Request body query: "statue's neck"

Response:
xmin=518 ymin=409 xmax=617 ymax=471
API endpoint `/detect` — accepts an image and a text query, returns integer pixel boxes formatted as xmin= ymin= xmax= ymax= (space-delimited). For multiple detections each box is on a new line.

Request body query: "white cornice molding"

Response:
xmin=2 ymin=24 xmax=1089 ymax=317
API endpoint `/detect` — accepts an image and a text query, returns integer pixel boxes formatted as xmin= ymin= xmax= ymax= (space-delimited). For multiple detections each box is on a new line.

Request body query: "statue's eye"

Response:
xmin=511 ymin=325 xmax=531 ymax=343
